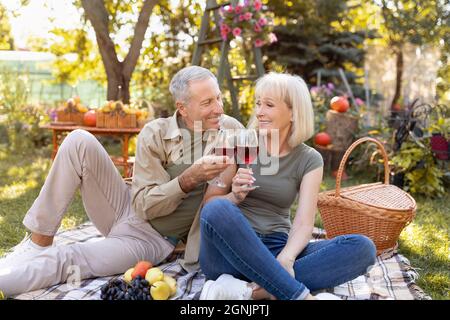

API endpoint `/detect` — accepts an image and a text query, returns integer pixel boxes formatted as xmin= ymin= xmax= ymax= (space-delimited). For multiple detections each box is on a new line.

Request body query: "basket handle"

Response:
xmin=335 ymin=137 xmax=390 ymax=197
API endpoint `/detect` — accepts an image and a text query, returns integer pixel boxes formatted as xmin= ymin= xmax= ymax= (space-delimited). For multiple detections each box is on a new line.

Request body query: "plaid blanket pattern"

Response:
xmin=12 ymin=223 xmax=431 ymax=300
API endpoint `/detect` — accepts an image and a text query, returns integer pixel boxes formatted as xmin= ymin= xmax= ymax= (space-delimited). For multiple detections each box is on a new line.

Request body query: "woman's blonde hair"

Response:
xmin=248 ymin=72 xmax=314 ymax=148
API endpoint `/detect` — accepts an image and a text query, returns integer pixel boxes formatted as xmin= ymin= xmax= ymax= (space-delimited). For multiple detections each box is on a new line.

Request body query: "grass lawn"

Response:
xmin=0 ymin=143 xmax=448 ymax=299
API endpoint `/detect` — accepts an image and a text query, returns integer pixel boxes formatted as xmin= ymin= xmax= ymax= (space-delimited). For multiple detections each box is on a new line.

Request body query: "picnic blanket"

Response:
xmin=12 ymin=222 xmax=431 ymax=300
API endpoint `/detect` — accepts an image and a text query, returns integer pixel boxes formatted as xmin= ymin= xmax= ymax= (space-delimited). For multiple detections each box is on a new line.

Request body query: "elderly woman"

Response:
xmin=198 ymin=72 xmax=376 ymax=300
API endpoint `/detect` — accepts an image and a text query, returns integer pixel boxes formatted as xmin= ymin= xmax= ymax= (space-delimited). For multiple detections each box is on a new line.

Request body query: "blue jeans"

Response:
xmin=199 ymin=199 xmax=377 ymax=300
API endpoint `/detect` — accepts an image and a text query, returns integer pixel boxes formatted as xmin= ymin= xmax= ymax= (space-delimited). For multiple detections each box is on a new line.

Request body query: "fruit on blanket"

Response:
xmin=101 ymin=277 xmax=152 ymax=300
xmin=131 ymin=261 xmax=153 ymax=279
xmin=101 ymin=271 xmax=177 ymax=300
xmin=163 ymin=275 xmax=177 ymax=296
xmin=314 ymin=132 xmax=332 ymax=146
xmin=330 ymin=96 xmax=349 ymax=113
xmin=145 ymin=267 xmax=164 ymax=285
xmin=123 ymin=267 xmax=134 ymax=284
xmin=150 ymin=281 xmax=171 ymax=300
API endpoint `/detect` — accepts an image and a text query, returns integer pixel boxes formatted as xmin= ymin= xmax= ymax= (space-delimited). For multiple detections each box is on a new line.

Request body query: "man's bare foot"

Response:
xmin=31 ymin=233 xmax=54 ymax=247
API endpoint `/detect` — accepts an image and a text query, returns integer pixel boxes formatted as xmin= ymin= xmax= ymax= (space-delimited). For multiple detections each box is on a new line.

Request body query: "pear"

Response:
xmin=77 ymin=104 xmax=88 ymax=113
xmin=163 ymin=275 xmax=177 ymax=296
xmin=145 ymin=267 xmax=164 ymax=285
xmin=123 ymin=267 xmax=134 ymax=284
xmin=150 ymin=281 xmax=171 ymax=300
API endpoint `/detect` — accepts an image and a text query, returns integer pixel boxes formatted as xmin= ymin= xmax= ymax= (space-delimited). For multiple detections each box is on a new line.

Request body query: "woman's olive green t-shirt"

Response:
xmin=238 ymin=142 xmax=323 ymax=235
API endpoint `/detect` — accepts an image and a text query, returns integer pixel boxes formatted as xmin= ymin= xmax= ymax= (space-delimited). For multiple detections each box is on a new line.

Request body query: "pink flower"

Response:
xmin=232 ymin=27 xmax=242 ymax=37
xmin=220 ymin=23 xmax=231 ymax=33
xmin=355 ymin=98 xmax=365 ymax=106
xmin=258 ymin=17 xmax=267 ymax=26
xmin=268 ymin=32 xmax=278 ymax=43
xmin=221 ymin=31 xmax=228 ymax=40
xmin=310 ymin=86 xmax=320 ymax=95
xmin=235 ymin=5 xmax=243 ymax=14
xmin=254 ymin=39 xmax=265 ymax=47
xmin=239 ymin=14 xmax=246 ymax=22
xmin=254 ymin=23 xmax=262 ymax=33
xmin=224 ymin=5 xmax=234 ymax=13
xmin=244 ymin=12 xmax=252 ymax=20
xmin=254 ymin=0 xmax=262 ymax=11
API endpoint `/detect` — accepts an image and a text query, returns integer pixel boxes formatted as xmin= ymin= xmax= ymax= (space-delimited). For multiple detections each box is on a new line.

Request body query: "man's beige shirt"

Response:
xmin=131 ymin=111 xmax=243 ymax=271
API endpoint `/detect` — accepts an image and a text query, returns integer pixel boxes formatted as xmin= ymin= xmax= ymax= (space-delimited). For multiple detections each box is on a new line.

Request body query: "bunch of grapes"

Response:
xmin=100 ymin=276 xmax=152 ymax=300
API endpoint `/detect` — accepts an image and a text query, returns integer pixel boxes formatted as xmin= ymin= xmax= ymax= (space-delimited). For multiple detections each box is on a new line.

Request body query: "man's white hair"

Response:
xmin=169 ymin=66 xmax=217 ymax=103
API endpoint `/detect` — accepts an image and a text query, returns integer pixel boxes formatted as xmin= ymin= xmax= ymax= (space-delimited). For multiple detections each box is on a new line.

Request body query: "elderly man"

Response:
xmin=0 ymin=66 xmax=243 ymax=297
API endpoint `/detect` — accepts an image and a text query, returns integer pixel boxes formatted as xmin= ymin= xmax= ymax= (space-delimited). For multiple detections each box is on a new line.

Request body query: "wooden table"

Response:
xmin=41 ymin=124 xmax=141 ymax=177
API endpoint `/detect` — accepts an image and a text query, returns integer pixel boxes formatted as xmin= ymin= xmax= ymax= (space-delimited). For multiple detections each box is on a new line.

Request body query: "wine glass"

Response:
xmin=236 ymin=129 xmax=259 ymax=187
xmin=207 ymin=129 xmax=235 ymax=188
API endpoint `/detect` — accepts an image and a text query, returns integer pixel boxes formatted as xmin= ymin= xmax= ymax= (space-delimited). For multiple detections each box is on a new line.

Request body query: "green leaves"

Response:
xmin=391 ymin=141 xmax=446 ymax=197
xmin=0 ymin=3 xmax=14 ymax=50
xmin=264 ymin=0 xmax=371 ymax=96
xmin=46 ymin=28 xmax=105 ymax=86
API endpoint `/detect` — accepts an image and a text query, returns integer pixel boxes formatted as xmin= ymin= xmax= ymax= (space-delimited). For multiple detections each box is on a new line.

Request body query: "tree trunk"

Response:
xmin=104 ymin=65 xmax=132 ymax=103
xmin=80 ymin=0 xmax=158 ymax=104
xmin=106 ymin=70 xmax=121 ymax=101
xmin=391 ymin=46 xmax=403 ymax=111
xmin=325 ymin=110 xmax=359 ymax=150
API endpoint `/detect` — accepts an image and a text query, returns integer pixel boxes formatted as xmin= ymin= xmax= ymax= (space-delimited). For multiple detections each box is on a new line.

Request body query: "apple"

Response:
xmin=131 ymin=261 xmax=153 ymax=279
xmin=83 ymin=110 xmax=97 ymax=127
xmin=330 ymin=96 xmax=349 ymax=113
xmin=145 ymin=267 xmax=164 ymax=285
xmin=314 ymin=132 xmax=332 ymax=146
xmin=123 ymin=268 xmax=134 ymax=284
xmin=150 ymin=281 xmax=171 ymax=300
xmin=163 ymin=275 xmax=177 ymax=296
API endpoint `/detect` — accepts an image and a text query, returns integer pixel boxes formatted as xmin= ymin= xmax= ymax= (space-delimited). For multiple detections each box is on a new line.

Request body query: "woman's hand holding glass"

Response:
xmin=230 ymin=167 xmax=258 ymax=203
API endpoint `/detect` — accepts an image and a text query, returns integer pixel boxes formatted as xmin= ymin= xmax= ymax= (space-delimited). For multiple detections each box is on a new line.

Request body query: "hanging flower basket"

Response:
xmin=219 ymin=0 xmax=277 ymax=48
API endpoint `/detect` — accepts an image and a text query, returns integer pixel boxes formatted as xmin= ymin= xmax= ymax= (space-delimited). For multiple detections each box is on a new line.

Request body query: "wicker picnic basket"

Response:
xmin=317 ymin=137 xmax=416 ymax=255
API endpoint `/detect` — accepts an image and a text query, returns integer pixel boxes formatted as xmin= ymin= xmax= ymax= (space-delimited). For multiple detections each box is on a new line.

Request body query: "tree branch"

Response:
xmin=80 ymin=0 xmax=120 ymax=76
xmin=123 ymin=0 xmax=159 ymax=79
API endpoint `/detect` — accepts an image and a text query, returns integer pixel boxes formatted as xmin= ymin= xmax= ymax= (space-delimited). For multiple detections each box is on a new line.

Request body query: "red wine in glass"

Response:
xmin=236 ymin=146 xmax=259 ymax=165
xmin=214 ymin=147 xmax=236 ymax=158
